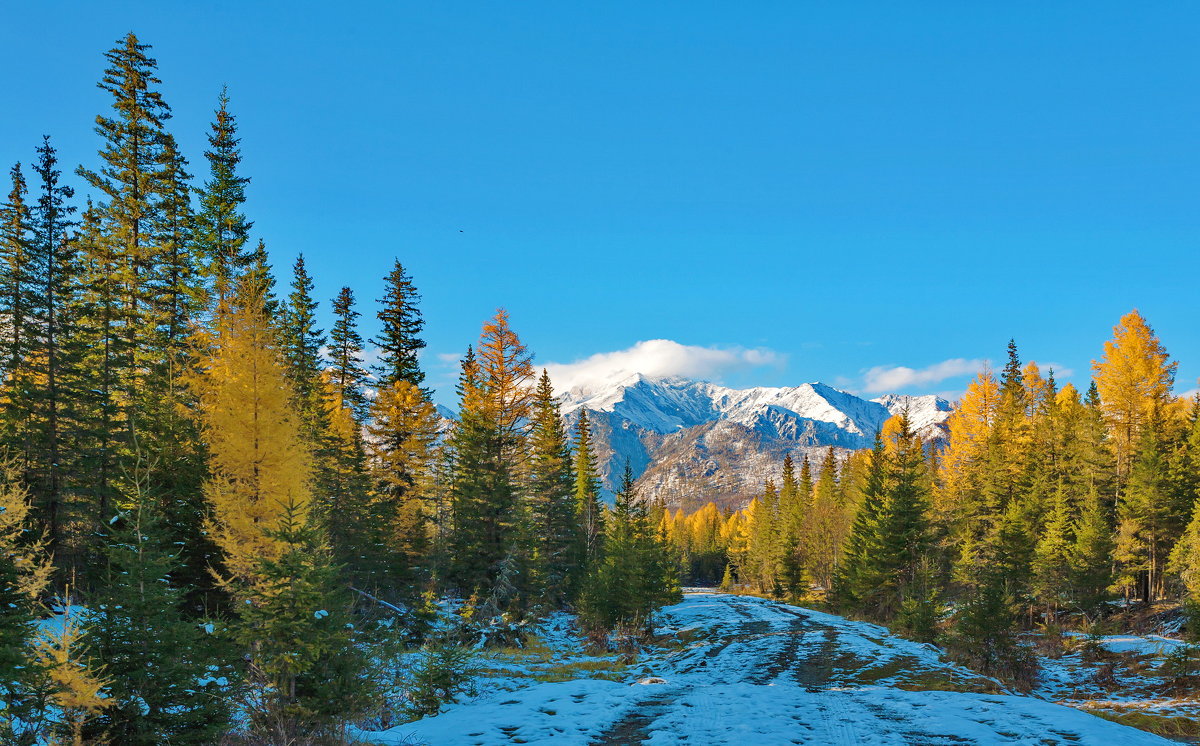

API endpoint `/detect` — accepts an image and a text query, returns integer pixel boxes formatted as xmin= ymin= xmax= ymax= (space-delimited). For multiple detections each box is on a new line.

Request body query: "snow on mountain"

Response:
xmin=559 ymin=375 xmax=952 ymax=510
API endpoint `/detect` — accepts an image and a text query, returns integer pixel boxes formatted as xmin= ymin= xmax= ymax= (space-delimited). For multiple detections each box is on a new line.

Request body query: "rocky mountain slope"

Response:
xmin=557 ymin=375 xmax=952 ymax=512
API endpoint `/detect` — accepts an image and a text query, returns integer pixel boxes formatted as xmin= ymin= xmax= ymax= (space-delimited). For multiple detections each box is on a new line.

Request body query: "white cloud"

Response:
xmin=1029 ymin=361 xmax=1075 ymax=378
xmin=544 ymin=339 xmax=785 ymax=394
xmin=861 ymin=358 xmax=986 ymax=394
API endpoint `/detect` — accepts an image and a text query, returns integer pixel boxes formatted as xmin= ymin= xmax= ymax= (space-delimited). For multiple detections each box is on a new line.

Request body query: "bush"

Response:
xmin=402 ymin=643 xmax=480 ymax=720
xmin=1160 ymin=644 xmax=1200 ymax=692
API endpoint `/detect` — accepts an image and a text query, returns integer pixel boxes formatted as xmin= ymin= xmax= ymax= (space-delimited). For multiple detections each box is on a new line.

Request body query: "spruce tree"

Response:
xmin=448 ymin=310 xmax=534 ymax=598
xmin=237 ymin=503 xmax=371 ymax=742
xmin=21 ymin=138 xmax=79 ymax=566
xmin=372 ymin=258 xmax=427 ymax=393
xmin=329 ymin=286 xmax=369 ymax=420
xmin=573 ymin=409 xmax=605 ymax=580
xmin=194 ymin=87 xmax=253 ymax=307
xmin=0 ymin=162 xmax=31 ymax=379
xmin=526 ymin=371 xmax=579 ymax=607
xmin=82 ymin=499 xmax=230 ymax=744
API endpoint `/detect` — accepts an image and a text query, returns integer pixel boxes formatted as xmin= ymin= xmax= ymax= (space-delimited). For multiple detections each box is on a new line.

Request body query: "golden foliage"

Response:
xmin=1092 ymin=309 xmax=1177 ymax=473
xmin=192 ymin=280 xmax=312 ymax=585
xmin=0 ymin=460 xmax=52 ymax=601
xmin=33 ymin=602 xmax=110 ymax=744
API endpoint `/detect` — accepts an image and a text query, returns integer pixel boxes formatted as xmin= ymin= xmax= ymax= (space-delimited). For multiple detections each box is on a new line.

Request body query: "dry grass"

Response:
xmin=1078 ymin=703 xmax=1200 ymax=739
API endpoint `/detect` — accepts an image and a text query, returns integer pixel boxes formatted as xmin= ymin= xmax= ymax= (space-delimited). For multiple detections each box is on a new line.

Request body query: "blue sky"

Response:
xmin=3 ymin=2 xmax=1197 ymax=405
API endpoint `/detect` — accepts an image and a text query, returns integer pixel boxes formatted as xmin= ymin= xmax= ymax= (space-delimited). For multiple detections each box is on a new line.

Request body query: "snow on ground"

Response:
xmin=1034 ymin=628 xmax=1200 ymax=733
xmin=362 ymin=591 xmax=1175 ymax=745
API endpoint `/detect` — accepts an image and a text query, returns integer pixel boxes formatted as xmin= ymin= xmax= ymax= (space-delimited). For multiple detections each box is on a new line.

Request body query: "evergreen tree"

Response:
xmin=448 ymin=310 xmax=534 ymax=598
xmin=280 ymin=254 xmax=326 ymax=416
xmin=573 ymin=409 xmax=605 ymax=578
xmin=364 ymin=378 xmax=440 ymax=600
xmin=237 ymin=503 xmax=371 ymax=742
xmin=526 ymin=370 xmax=579 ymax=607
xmin=193 ymin=87 xmax=252 ymax=307
xmin=579 ymin=464 xmax=679 ymax=638
xmin=0 ymin=162 xmax=31 ymax=379
xmin=82 ymin=497 xmax=230 ymax=744
xmin=329 ymin=286 xmax=369 ymax=420
xmin=372 ymin=258 xmax=427 ymax=393
xmin=20 ymin=138 xmax=79 ymax=567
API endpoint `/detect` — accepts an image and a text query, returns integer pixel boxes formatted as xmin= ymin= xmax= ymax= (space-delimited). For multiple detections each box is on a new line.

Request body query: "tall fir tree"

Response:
xmin=448 ymin=310 xmax=534 ymax=599
xmin=329 ymin=286 xmax=369 ymax=420
xmin=372 ymin=258 xmax=427 ymax=394
xmin=193 ymin=87 xmax=252 ymax=308
xmin=526 ymin=371 xmax=579 ymax=607
xmin=573 ymin=409 xmax=605 ymax=581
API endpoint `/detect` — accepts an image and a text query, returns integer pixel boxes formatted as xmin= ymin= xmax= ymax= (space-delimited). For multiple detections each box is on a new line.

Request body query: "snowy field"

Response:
xmin=362 ymin=591 xmax=1178 ymax=745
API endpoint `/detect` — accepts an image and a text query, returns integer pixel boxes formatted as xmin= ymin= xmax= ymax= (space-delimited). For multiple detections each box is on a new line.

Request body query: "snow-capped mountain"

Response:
xmin=558 ymin=374 xmax=952 ymax=511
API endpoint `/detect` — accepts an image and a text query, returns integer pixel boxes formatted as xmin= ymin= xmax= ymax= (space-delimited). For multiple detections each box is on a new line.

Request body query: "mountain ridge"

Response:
xmin=556 ymin=375 xmax=953 ymax=511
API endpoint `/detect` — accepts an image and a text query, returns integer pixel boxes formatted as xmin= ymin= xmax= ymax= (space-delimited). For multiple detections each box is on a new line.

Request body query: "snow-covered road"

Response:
xmin=369 ymin=592 xmax=1174 ymax=745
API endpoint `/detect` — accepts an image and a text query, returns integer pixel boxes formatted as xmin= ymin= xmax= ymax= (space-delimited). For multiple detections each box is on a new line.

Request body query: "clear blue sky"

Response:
xmin=3 ymin=2 xmax=1197 ymax=405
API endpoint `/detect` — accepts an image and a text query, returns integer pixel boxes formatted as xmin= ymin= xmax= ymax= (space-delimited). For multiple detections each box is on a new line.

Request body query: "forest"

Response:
xmin=0 ymin=33 xmax=678 ymax=745
xmin=665 ymin=326 xmax=1200 ymax=686
xmin=2 ymin=30 xmax=1199 ymax=746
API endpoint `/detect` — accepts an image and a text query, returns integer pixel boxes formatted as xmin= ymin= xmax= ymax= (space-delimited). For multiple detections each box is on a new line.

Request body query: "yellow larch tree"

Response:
xmin=192 ymin=279 xmax=312 ymax=585
xmin=1092 ymin=309 xmax=1177 ymax=481
xmin=935 ymin=369 xmax=999 ymax=528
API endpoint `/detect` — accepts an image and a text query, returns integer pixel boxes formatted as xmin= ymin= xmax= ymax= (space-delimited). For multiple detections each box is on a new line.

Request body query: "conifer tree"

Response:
xmin=364 ymin=378 xmax=440 ymax=600
xmin=194 ymin=87 xmax=252 ymax=307
xmin=237 ymin=503 xmax=371 ymax=742
xmin=280 ymin=254 xmax=326 ymax=416
xmin=1072 ymin=486 xmax=1114 ymax=615
xmin=0 ymin=163 xmax=31 ymax=379
xmin=0 ymin=462 xmax=52 ymax=742
xmin=82 ymin=495 xmax=229 ymax=744
xmin=20 ymin=138 xmax=79 ymax=565
xmin=448 ymin=310 xmax=534 ymax=598
xmin=579 ymin=464 xmax=679 ymax=637
xmin=573 ymin=409 xmax=605 ymax=577
xmin=192 ymin=276 xmax=311 ymax=585
xmin=329 ymin=286 xmax=369 ymax=421
xmin=1092 ymin=309 xmax=1177 ymax=482
xmin=526 ymin=371 xmax=579 ymax=606
xmin=372 ymin=259 xmax=427 ymax=393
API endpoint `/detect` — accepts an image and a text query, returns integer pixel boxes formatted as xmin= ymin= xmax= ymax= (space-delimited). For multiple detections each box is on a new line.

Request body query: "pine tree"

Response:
xmin=82 ymin=495 xmax=230 ymax=744
xmin=237 ymin=502 xmax=371 ymax=742
xmin=573 ymin=409 xmax=605 ymax=578
xmin=0 ymin=162 xmax=31 ymax=379
xmin=364 ymin=378 xmax=440 ymax=600
xmin=329 ymin=286 xmax=369 ymax=420
xmin=372 ymin=258 xmax=427 ymax=393
xmin=526 ymin=371 xmax=579 ymax=607
xmin=20 ymin=138 xmax=79 ymax=567
xmin=193 ymin=87 xmax=252 ymax=307
xmin=448 ymin=310 xmax=534 ymax=598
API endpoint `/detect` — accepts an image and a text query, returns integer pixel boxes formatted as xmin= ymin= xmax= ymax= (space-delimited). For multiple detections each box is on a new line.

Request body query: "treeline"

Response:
xmin=665 ymin=315 xmax=1200 ymax=683
xmin=0 ymin=33 xmax=677 ymax=745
